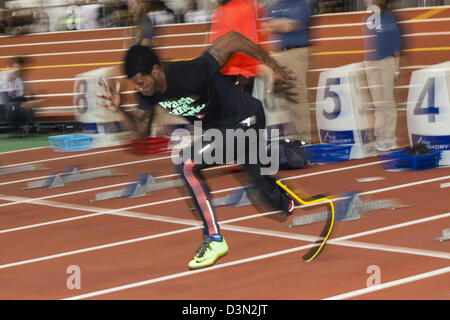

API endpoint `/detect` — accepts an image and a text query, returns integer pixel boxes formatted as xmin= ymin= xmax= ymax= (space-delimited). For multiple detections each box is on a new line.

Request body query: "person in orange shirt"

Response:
xmin=209 ymin=0 xmax=262 ymax=94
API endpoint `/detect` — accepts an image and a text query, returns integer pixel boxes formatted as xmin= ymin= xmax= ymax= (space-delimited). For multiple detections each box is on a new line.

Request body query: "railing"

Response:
xmin=2 ymin=0 xmax=450 ymax=35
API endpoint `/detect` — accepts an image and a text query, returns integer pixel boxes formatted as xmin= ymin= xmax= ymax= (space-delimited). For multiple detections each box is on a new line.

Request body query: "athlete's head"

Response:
xmin=124 ymin=45 xmax=164 ymax=96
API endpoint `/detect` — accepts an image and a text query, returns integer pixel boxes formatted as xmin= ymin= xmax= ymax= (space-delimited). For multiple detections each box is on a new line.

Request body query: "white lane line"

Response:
xmin=61 ymin=211 xmax=450 ymax=300
xmin=0 ymin=147 xmax=131 ymax=169
xmin=440 ymin=182 xmax=450 ymax=189
xmin=0 ymin=153 xmax=173 ymax=187
xmin=61 ymin=244 xmax=312 ymax=300
xmin=0 ymin=146 xmax=50 ymax=155
xmin=0 ymin=44 xmax=205 ymax=60
xmin=0 ymin=37 xmax=132 ymax=48
xmin=0 ymin=157 xmax=378 ymax=200
xmin=282 ymin=160 xmax=383 ymax=180
xmin=0 ymin=166 xmax=448 ymax=232
xmin=0 ymin=194 xmax=196 ymax=234
xmin=361 ymin=175 xmax=450 ymax=196
xmin=221 ymin=221 xmax=450 ymax=260
xmin=26 ymin=90 xmax=135 ymax=99
xmin=0 ymin=226 xmax=201 ymax=271
xmin=326 ymin=238 xmax=450 ymax=260
xmin=0 ymin=180 xmax=448 ymax=271
xmin=0 ymin=48 xmax=127 ymax=59
xmin=0 ymin=26 xmax=132 ymax=38
xmin=24 ymin=75 xmax=127 ymax=84
xmin=399 ymin=17 xmax=450 ymax=24
xmin=0 ymin=174 xmax=447 ymax=294
xmin=0 ymin=193 xmax=303 ymax=234
xmin=323 ymin=266 xmax=450 ymax=300
xmin=337 ymin=211 xmax=441 ymax=239
xmin=309 ymin=31 xmax=450 ymax=42
xmin=0 ymin=161 xmax=237 ymax=207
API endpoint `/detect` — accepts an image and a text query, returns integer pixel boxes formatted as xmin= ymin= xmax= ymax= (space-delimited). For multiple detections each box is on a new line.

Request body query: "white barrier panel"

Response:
xmin=74 ymin=67 xmax=131 ymax=148
xmin=253 ymin=66 xmax=298 ymax=140
xmin=315 ymin=62 xmax=376 ymax=159
xmin=407 ymin=61 xmax=450 ymax=166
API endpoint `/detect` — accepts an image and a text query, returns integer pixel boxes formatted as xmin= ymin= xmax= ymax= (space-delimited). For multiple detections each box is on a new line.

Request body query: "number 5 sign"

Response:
xmin=407 ymin=61 xmax=450 ymax=165
xmin=316 ymin=62 xmax=376 ymax=159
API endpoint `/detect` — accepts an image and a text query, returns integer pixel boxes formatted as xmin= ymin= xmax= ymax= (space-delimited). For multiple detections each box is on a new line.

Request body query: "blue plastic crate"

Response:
xmin=379 ymin=150 xmax=442 ymax=170
xmin=48 ymin=134 xmax=92 ymax=152
xmin=304 ymin=144 xmax=352 ymax=163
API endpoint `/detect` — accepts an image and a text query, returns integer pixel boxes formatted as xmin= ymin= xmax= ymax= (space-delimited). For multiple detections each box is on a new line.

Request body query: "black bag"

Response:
xmin=268 ymin=139 xmax=308 ymax=170
xmin=2 ymin=98 xmax=33 ymax=129
xmin=404 ymin=143 xmax=431 ymax=155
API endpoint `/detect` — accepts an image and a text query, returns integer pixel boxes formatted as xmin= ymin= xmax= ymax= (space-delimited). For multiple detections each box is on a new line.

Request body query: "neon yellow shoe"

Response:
xmin=188 ymin=236 xmax=228 ymax=269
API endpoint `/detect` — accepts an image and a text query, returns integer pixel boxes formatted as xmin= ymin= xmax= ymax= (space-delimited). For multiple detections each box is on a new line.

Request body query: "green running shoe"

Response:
xmin=188 ymin=236 xmax=228 ymax=269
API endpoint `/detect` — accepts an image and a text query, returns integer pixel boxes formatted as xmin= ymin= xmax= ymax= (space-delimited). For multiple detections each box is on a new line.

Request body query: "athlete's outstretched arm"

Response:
xmin=207 ymin=31 xmax=297 ymax=87
xmin=95 ymin=79 xmax=153 ymax=139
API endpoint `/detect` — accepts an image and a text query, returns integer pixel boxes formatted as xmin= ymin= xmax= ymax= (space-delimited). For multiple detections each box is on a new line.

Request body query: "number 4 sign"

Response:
xmin=316 ymin=62 xmax=376 ymax=159
xmin=407 ymin=61 xmax=450 ymax=165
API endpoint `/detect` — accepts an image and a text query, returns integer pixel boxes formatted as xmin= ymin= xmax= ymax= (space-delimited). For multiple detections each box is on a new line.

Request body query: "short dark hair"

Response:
xmin=9 ymin=56 xmax=28 ymax=68
xmin=124 ymin=45 xmax=160 ymax=78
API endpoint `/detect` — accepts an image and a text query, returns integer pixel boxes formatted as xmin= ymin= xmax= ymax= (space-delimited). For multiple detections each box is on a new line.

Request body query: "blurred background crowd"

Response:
xmin=1 ymin=0 xmax=450 ymax=35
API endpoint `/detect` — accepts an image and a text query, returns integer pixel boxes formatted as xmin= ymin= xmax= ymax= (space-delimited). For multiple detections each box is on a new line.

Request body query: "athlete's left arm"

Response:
xmin=207 ymin=31 xmax=297 ymax=87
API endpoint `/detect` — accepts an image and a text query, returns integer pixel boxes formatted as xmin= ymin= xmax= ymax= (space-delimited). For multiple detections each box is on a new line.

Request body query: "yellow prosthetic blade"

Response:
xmin=276 ymin=180 xmax=335 ymax=262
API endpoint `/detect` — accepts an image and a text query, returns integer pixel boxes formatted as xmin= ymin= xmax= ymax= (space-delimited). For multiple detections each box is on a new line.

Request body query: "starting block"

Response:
xmin=23 ymin=166 xmax=121 ymax=189
xmin=0 ymin=164 xmax=42 ymax=176
xmin=211 ymin=187 xmax=259 ymax=207
xmin=289 ymin=191 xmax=407 ymax=228
xmin=91 ymin=173 xmax=184 ymax=202
xmin=435 ymin=228 xmax=450 ymax=242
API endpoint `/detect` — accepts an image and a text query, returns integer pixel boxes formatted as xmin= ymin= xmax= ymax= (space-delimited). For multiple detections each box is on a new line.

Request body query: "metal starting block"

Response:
xmin=212 ymin=187 xmax=258 ymax=207
xmin=0 ymin=164 xmax=40 ymax=176
xmin=435 ymin=228 xmax=450 ymax=242
xmin=289 ymin=191 xmax=407 ymax=228
xmin=23 ymin=166 xmax=121 ymax=189
xmin=91 ymin=173 xmax=184 ymax=202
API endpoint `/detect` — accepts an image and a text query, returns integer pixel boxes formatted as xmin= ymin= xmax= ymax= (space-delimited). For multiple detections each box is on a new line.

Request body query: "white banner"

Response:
xmin=315 ymin=62 xmax=376 ymax=159
xmin=74 ymin=67 xmax=131 ymax=148
xmin=407 ymin=61 xmax=450 ymax=165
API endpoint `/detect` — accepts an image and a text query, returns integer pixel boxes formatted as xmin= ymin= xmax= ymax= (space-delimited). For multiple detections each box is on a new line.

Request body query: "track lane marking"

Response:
xmin=0 ymin=146 xmax=132 ymax=169
xmin=410 ymin=8 xmax=448 ymax=20
xmin=0 ymin=152 xmax=174 ymax=186
xmin=0 ymin=158 xmax=382 ymax=201
xmin=0 ymin=169 xmax=448 ymax=232
xmin=0 ymin=174 xmax=448 ymax=274
xmin=323 ymin=266 xmax=450 ymax=300
xmin=60 ymin=210 xmax=450 ymax=300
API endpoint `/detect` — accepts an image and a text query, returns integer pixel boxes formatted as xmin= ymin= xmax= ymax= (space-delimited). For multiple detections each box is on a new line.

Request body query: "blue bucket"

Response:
xmin=304 ymin=144 xmax=352 ymax=163
xmin=48 ymin=134 xmax=92 ymax=152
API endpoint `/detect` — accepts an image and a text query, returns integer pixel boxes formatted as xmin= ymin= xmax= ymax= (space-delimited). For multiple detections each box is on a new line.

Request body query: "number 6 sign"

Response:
xmin=316 ymin=62 xmax=376 ymax=159
xmin=407 ymin=61 xmax=450 ymax=165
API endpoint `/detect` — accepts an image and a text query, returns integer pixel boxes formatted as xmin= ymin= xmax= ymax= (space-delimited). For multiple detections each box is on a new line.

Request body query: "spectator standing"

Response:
xmin=363 ymin=0 xmax=402 ymax=151
xmin=122 ymin=0 xmax=155 ymax=137
xmin=264 ymin=0 xmax=312 ymax=143
xmin=0 ymin=10 xmax=6 ymax=34
xmin=128 ymin=0 xmax=153 ymax=47
xmin=208 ymin=0 xmax=261 ymax=94
xmin=183 ymin=0 xmax=213 ymax=23
xmin=147 ymin=0 xmax=176 ymax=25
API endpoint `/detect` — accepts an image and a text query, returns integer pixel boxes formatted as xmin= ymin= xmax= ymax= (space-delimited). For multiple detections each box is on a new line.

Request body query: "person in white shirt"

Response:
xmin=0 ymin=57 xmax=33 ymax=132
